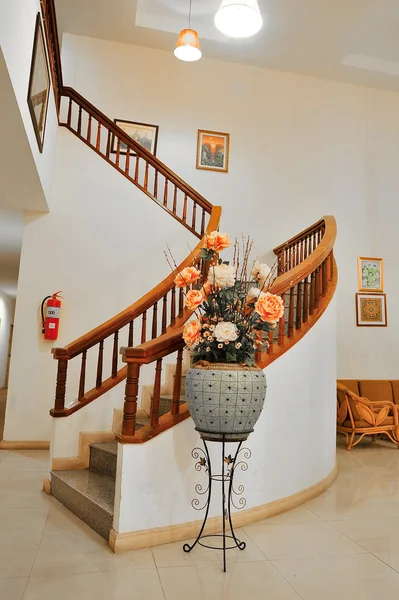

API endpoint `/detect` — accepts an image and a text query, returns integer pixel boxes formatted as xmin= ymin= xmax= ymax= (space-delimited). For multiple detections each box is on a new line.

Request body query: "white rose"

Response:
xmin=251 ymin=261 xmax=271 ymax=282
xmin=214 ymin=321 xmax=239 ymax=343
xmin=248 ymin=287 xmax=264 ymax=300
xmin=208 ymin=264 xmax=235 ymax=288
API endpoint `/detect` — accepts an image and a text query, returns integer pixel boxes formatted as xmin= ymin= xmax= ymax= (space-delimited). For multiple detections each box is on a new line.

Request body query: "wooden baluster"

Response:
xmin=178 ymin=288 xmax=184 ymax=317
xmin=183 ymin=194 xmax=188 ymax=223
xmin=298 ymin=240 xmax=302 ymax=265
xmin=87 ymin=115 xmax=92 ymax=144
xmin=112 ymin=331 xmax=119 ymax=377
xmin=67 ymin=97 xmax=72 ymax=127
xmin=96 ymin=340 xmax=104 ymax=388
xmin=309 ymin=271 xmax=316 ymax=315
xmin=201 ymin=208 xmax=206 ymax=235
xmin=141 ymin=311 xmax=147 ymax=344
xmin=303 ymin=276 xmax=309 ymax=323
xmin=122 ymin=363 xmax=140 ymax=437
xmin=78 ymin=350 xmax=87 ymax=400
xmin=96 ymin=121 xmax=101 ymax=150
xmin=144 ymin=162 xmax=149 ymax=191
xmin=329 ymin=250 xmax=334 ymax=282
xmin=267 ymin=330 xmax=274 ymax=355
xmin=288 ymin=287 xmax=295 ymax=337
xmin=77 ymin=106 xmax=82 ymax=136
xmin=163 ymin=179 xmax=169 ymax=206
xmin=54 ymin=358 xmax=68 ymax=412
xmin=192 ymin=201 xmax=197 ymax=231
xmin=314 ymin=268 xmax=320 ymax=309
xmin=171 ymin=349 xmax=183 ymax=415
xmin=153 ymin=170 xmax=159 ymax=199
xmin=277 ymin=293 xmax=285 ymax=346
xmin=161 ymin=295 xmax=167 ymax=334
xmin=134 ymin=156 xmax=140 ymax=182
xmin=173 ymin=186 xmax=178 ymax=214
xmin=106 ymin=130 xmax=111 ymax=159
xmin=322 ymin=258 xmax=328 ymax=296
xmin=125 ymin=149 xmax=130 ymax=175
xmin=151 ymin=302 xmax=158 ymax=339
xmin=171 ymin=288 xmax=176 ymax=326
xmin=296 ymin=281 xmax=302 ymax=330
xmin=150 ymin=359 xmax=163 ymax=427
xmin=116 ymin=138 xmax=121 ymax=167
xmin=128 ymin=320 xmax=134 ymax=347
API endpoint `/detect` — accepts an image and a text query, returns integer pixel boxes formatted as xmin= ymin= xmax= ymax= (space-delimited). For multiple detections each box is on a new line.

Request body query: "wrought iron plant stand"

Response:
xmin=183 ymin=434 xmax=251 ymax=572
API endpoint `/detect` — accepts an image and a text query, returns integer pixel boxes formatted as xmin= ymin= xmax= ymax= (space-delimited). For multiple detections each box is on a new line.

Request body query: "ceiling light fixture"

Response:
xmin=174 ymin=0 xmax=202 ymax=62
xmin=214 ymin=0 xmax=263 ymax=38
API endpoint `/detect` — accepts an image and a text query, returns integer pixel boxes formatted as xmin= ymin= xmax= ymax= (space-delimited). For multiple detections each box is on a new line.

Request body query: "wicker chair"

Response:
xmin=337 ymin=381 xmax=399 ymax=450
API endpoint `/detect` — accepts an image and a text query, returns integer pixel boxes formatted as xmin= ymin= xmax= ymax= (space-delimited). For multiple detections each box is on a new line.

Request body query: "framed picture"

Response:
xmin=358 ymin=257 xmax=383 ymax=292
xmin=196 ymin=129 xmax=230 ymax=173
xmin=356 ymin=293 xmax=387 ymax=327
xmin=27 ymin=13 xmax=51 ymax=153
xmin=112 ymin=120 xmax=159 ymax=156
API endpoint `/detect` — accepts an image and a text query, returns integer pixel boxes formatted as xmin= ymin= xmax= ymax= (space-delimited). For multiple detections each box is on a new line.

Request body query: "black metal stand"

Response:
xmin=183 ymin=434 xmax=251 ymax=572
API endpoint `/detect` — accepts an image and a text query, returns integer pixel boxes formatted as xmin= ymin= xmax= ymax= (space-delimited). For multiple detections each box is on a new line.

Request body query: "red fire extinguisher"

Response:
xmin=41 ymin=291 xmax=63 ymax=341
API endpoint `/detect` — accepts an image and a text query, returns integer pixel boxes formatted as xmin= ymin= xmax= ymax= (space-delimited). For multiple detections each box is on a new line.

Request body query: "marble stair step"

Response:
xmin=51 ymin=469 xmax=115 ymax=541
xmin=159 ymin=394 xmax=186 ymax=416
xmin=89 ymin=442 xmax=117 ymax=478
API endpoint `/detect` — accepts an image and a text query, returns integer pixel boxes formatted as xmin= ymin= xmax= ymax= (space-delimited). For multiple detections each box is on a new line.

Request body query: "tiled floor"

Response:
xmin=1 ymin=440 xmax=399 ymax=599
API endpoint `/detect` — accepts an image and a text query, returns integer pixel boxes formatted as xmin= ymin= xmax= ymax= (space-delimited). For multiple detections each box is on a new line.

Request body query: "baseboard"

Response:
xmin=42 ymin=478 xmax=51 ymax=494
xmin=109 ymin=463 xmax=338 ymax=553
xmin=52 ymin=430 xmax=116 ymax=470
xmin=0 ymin=440 xmax=50 ymax=450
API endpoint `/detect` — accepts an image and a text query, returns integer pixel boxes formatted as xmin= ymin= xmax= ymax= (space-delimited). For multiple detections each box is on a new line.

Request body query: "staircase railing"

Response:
xmin=50 ymin=206 xmax=221 ymax=418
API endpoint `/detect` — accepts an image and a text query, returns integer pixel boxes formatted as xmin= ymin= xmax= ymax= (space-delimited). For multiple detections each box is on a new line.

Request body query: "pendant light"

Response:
xmin=214 ymin=0 xmax=263 ymax=38
xmin=174 ymin=0 xmax=202 ymax=62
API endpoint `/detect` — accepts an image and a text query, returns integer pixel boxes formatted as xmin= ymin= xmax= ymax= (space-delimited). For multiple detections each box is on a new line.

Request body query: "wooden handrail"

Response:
xmin=273 ymin=218 xmax=326 ymax=253
xmin=52 ymin=206 xmax=220 ymax=360
xmin=60 ymin=88 xmax=212 ymax=214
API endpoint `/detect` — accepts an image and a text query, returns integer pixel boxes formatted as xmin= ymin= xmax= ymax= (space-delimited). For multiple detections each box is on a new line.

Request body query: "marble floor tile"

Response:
xmin=0 ymin=450 xmax=50 ymax=472
xmin=0 ymin=577 xmax=28 ymax=600
xmin=272 ymin=552 xmax=399 ymax=600
xmin=0 ymin=528 xmax=42 ymax=578
xmin=158 ymin=561 xmax=301 ymax=600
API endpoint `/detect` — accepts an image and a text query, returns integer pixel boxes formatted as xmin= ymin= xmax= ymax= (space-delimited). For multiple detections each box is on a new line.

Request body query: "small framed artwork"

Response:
xmin=358 ymin=257 xmax=383 ymax=292
xmin=27 ymin=13 xmax=51 ymax=153
xmin=356 ymin=293 xmax=387 ymax=327
xmin=196 ymin=129 xmax=230 ymax=173
xmin=112 ymin=120 xmax=159 ymax=156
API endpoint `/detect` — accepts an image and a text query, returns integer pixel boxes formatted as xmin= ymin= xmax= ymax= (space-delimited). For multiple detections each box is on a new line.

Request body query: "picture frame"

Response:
xmin=196 ymin=129 xmax=230 ymax=173
xmin=358 ymin=257 xmax=384 ymax=292
xmin=112 ymin=120 xmax=159 ymax=156
xmin=27 ymin=13 xmax=51 ymax=153
xmin=356 ymin=293 xmax=387 ymax=327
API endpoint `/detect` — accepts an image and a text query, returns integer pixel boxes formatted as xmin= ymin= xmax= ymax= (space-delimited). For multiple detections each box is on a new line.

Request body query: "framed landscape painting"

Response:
xmin=27 ymin=13 xmax=51 ymax=153
xmin=112 ymin=120 xmax=159 ymax=156
xmin=358 ymin=257 xmax=383 ymax=292
xmin=356 ymin=293 xmax=387 ymax=327
xmin=196 ymin=130 xmax=230 ymax=173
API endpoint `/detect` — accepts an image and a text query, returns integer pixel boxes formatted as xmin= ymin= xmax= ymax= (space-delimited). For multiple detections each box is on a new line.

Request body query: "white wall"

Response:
xmin=3 ymin=128 xmax=196 ymax=441
xmin=0 ymin=0 xmax=58 ymax=207
xmin=115 ymin=298 xmax=337 ymax=534
xmin=61 ymin=34 xmax=399 ymax=379
xmin=0 ymin=291 xmax=15 ymax=388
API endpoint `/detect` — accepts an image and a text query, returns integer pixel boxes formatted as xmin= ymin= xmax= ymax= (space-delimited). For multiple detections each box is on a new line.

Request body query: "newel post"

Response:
xmin=51 ymin=348 xmax=69 ymax=414
xmin=122 ymin=361 xmax=141 ymax=438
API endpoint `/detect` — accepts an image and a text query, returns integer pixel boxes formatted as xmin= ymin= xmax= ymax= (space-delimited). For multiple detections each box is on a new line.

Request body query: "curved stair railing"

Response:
xmin=42 ymin=1 xmax=337 ymax=443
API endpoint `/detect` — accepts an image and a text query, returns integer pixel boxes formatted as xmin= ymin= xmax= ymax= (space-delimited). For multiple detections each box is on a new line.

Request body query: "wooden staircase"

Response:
xmin=41 ymin=0 xmax=338 ymax=543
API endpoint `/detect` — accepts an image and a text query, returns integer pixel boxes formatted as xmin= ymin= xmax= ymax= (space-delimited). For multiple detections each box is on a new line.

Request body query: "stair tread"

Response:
xmin=159 ymin=395 xmax=186 ymax=401
xmin=90 ymin=442 xmax=117 ymax=455
xmin=51 ymin=469 xmax=115 ymax=515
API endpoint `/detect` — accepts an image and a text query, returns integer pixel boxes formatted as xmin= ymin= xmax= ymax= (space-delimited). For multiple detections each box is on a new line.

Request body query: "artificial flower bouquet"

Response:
xmin=173 ymin=232 xmax=285 ymax=366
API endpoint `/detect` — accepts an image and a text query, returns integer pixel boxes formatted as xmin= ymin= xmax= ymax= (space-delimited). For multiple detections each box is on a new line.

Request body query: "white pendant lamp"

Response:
xmin=214 ymin=0 xmax=263 ymax=38
xmin=174 ymin=0 xmax=202 ymax=62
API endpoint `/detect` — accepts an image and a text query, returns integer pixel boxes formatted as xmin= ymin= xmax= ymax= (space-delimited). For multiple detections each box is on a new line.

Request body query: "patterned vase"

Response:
xmin=185 ymin=363 xmax=267 ymax=441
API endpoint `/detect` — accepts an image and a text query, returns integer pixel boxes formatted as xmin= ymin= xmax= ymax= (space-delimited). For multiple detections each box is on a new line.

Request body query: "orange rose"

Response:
xmin=185 ymin=289 xmax=204 ymax=311
xmin=174 ymin=266 xmax=201 ymax=288
xmin=202 ymin=281 xmax=212 ymax=295
xmin=255 ymin=292 xmax=285 ymax=323
xmin=183 ymin=319 xmax=202 ymax=347
xmin=204 ymin=231 xmax=231 ymax=253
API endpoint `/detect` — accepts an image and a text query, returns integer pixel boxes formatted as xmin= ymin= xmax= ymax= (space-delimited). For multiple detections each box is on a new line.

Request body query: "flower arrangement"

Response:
xmin=171 ymin=232 xmax=285 ymax=366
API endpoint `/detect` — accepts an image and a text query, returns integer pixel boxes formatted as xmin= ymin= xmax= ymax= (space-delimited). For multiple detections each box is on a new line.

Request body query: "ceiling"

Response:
xmin=55 ymin=0 xmax=399 ymax=91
